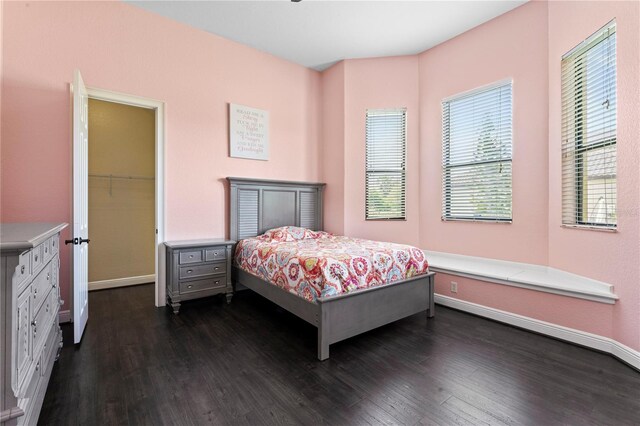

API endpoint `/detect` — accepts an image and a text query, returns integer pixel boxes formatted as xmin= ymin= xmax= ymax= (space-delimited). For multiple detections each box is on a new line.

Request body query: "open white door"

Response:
xmin=72 ymin=69 xmax=89 ymax=343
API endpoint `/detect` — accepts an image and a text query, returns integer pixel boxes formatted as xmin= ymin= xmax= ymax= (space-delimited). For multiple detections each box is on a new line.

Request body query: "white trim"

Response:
xmin=435 ymin=294 xmax=640 ymax=371
xmin=89 ymin=274 xmax=155 ymax=291
xmin=426 ymin=250 xmax=617 ymax=304
xmin=86 ymin=87 xmax=166 ymax=308
xmin=58 ymin=310 xmax=71 ymax=324
xmin=561 ymin=224 xmax=617 ymax=233
xmin=441 ymin=77 xmax=513 ymax=103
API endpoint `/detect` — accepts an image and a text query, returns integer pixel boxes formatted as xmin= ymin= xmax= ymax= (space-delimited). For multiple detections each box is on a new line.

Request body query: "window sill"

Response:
xmin=561 ymin=224 xmax=617 ymax=233
xmin=424 ymin=250 xmax=618 ymax=304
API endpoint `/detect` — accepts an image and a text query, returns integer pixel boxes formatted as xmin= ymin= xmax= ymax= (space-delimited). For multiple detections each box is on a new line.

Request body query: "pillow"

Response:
xmin=260 ymin=226 xmax=330 ymax=242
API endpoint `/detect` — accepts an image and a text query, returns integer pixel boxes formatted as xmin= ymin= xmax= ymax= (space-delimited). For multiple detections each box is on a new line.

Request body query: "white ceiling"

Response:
xmin=127 ymin=0 xmax=527 ymax=71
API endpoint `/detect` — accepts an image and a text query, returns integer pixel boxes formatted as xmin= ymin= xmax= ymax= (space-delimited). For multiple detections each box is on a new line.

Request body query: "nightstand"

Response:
xmin=165 ymin=238 xmax=235 ymax=314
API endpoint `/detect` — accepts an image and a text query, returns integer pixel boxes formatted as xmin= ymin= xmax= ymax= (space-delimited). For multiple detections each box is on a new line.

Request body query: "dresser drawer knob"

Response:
xmin=189 ymin=255 xmax=194 ymax=259
xmin=187 ymin=269 xmax=193 ymax=274
xmin=21 ymin=265 xmax=25 ymax=274
xmin=214 ymin=267 xmax=220 ymax=271
xmin=45 ymin=246 xmax=48 ymax=253
xmin=187 ymin=284 xmax=193 ymax=289
xmin=47 ymin=273 xmax=50 ymax=280
xmin=35 ymin=254 xmax=39 ymax=262
xmin=35 ymin=363 xmax=40 ymax=372
xmin=215 ymin=280 xmax=220 ymax=285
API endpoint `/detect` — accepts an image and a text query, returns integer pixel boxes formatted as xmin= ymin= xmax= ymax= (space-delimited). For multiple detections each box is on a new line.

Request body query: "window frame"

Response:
xmin=365 ymin=108 xmax=407 ymax=221
xmin=561 ymin=21 xmax=617 ymax=231
xmin=441 ymin=79 xmax=514 ymax=223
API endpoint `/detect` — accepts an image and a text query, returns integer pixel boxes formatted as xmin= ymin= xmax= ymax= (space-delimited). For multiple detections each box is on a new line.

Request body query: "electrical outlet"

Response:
xmin=450 ymin=281 xmax=458 ymax=293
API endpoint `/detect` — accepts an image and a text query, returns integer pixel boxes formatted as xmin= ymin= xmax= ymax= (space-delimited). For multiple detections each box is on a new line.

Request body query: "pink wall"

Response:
xmin=321 ymin=57 xmax=421 ymax=245
xmin=547 ymin=1 xmax=640 ymax=351
xmin=3 ymin=1 xmax=638 ymax=352
xmin=342 ymin=57 xmax=421 ymax=246
xmin=419 ymin=1 xmax=550 ymax=265
xmin=320 ymin=61 xmax=345 ymax=235
xmin=321 ymin=1 xmax=639 ymax=351
xmin=1 ymin=1 xmax=321 ymax=310
xmin=419 ymin=1 xmax=638 ymax=352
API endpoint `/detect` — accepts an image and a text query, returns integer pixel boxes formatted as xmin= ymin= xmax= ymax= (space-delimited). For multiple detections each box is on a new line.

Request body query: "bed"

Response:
xmin=228 ymin=177 xmax=435 ymax=360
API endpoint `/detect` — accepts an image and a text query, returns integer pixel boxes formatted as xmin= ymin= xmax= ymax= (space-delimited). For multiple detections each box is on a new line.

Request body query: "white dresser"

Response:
xmin=1 ymin=223 xmax=67 ymax=426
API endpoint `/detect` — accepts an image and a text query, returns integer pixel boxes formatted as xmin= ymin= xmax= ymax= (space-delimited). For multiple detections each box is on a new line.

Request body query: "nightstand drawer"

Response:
xmin=179 ymin=276 xmax=226 ymax=294
xmin=205 ymin=247 xmax=226 ymax=261
xmin=179 ymin=262 xmax=225 ymax=280
xmin=179 ymin=250 xmax=202 ymax=264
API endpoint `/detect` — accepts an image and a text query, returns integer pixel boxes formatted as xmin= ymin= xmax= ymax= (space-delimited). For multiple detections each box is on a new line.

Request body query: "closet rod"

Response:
xmin=89 ymin=173 xmax=155 ymax=181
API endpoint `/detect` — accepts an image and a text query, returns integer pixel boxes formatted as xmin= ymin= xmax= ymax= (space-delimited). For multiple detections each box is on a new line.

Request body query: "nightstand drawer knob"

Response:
xmin=188 ymin=284 xmax=193 ymax=289
xmin=187 ymin=269 xmax=193 ymax=274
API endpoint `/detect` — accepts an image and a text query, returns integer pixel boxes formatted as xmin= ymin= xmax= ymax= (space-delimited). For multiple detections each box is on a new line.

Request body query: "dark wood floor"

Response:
xmin=40 ymin=284 xmax=639 ymax=426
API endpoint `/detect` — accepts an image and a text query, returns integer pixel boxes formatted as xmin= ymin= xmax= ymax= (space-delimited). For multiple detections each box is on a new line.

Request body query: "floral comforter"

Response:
xmin=234 ymin=226 xmax=429 ymax=302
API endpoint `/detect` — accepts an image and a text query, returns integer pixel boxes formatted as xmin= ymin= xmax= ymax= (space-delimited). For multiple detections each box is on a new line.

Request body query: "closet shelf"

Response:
xmin=89 ymin=173 xmax=155 ymax=181
xmin=89 ymin=173 xmax=155 ymax=196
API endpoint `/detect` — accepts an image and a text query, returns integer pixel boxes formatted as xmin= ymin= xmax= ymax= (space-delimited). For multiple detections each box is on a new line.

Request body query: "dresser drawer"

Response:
xmin=16 ymin=288 xmax=32 ymax=390
xmin=42 ymin=321 xmax=60 ymax=374
xmin=50 ymin=233 xmax=59 ymax=256
xmin=42 ymin=237 xmax=53 ymax=263
xmin=179 ymin=262 xmax=225 ymax=280
xmin=32 ymin=291 xmax=56 ymax=357
xmin=51 ymin=256 xmax=60 ymax=300
xmin=205 ymin=247 xmax=226 ymax=262
xmin=178 ymin=276 xmax=226 ymax=295
xmin=32 ymin=244 xmax=44 ymax=274
xmin=31 ymin=262 xmax=53 ymax=313
xmin=16 ymin=250 xmax=32 ymax=289
xmin=179 ymin=250 xmax=203 ymax=264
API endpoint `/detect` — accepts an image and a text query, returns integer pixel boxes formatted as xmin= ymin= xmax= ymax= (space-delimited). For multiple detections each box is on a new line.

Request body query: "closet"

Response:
xmin=88 ymin=99 xmax=156 ymax=290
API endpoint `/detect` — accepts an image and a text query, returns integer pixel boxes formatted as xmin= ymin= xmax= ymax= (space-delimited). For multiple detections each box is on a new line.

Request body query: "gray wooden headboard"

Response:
xmin=227 ymin=177 xmax=326 ymax=241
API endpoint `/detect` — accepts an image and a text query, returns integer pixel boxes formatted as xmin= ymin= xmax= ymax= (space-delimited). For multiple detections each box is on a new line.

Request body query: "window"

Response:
xmin=561 ymin=21 xmax=617 ymax=229
xmin=365 ymin=108 xmax=406 ymax=220
xmin=442 ymin=81 xmax=513 ymax=221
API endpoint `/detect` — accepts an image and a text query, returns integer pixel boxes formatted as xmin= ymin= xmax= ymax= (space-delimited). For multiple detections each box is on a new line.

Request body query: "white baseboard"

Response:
xmin=58 ymin=310 xmax=71 ymax=324
xmin=434 ymin=294 xmax=640 ymax=371
xmin=89 ymin=274 xmax=155 ymax=291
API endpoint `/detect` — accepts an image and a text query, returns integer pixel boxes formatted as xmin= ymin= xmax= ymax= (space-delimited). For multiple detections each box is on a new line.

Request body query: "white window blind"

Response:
xmin=561 ymin=21 xmax=617 ymax=229
xmin=442 ymin=81 xmax=513 ymax=221
xmin=365 ymin=108 xmax=407 ymax=220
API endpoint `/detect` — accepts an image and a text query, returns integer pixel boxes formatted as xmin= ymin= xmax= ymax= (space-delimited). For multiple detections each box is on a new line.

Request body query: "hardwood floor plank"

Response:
xmin=39 ymin=285 xmax=640 ymax=426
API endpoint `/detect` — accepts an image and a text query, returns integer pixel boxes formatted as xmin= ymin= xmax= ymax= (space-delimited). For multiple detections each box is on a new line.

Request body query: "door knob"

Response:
xmin=65 ymin=237 xmax=90 ymax=245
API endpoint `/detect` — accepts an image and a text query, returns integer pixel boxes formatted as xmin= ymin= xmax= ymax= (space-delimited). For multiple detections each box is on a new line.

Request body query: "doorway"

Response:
xmin=87 ymin=87 xmax=166 ymax=307
xmin=87 ymin=99 xmax=156 ymax=291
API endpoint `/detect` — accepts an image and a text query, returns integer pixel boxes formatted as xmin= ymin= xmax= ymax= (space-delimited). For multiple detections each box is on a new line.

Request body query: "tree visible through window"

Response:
xmin=442 ymin=81 xmax=513 ymax=221
xmin=365 ymin=109 xmax=406 ymax=220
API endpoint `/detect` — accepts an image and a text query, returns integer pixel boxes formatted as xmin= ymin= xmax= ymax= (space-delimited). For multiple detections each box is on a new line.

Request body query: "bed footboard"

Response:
xmin=234 ymin=266 xmax=435 ymax=361
xmin=316 ymin=272 xmax=435 ymax=360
